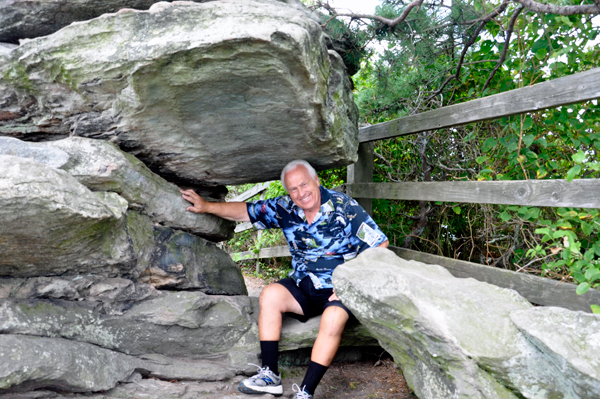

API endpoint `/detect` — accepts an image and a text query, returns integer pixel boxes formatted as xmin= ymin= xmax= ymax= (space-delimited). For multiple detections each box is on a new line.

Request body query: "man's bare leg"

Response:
xmin=294 ymin=306 xmax=350 ymax=396
xmin=258 ymin=282 xmax=303 ymax=341
xmin=310 ymin=306 xmax=349 ymax=366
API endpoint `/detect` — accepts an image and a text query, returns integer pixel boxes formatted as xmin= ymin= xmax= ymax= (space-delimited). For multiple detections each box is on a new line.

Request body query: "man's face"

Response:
xmin=284 ymin=165 xmax=321 ymax=214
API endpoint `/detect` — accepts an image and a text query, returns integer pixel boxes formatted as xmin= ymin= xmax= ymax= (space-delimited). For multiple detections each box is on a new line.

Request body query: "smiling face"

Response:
xmin=283 ymin=165 xmax=321 ymax=215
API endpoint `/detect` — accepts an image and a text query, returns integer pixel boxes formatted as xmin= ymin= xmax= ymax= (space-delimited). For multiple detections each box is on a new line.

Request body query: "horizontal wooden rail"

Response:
xmin=230 ymin=245 xmax=291 ymax=261
xmin=229 ymin=245 xmax=599 ymax=313
xmin=228 ymin=181 xmax=273 ymax=202
xmin=345 ymin=179 xmax=600 ymax=208
xmin=359 ymin=67 xmax=600 ymax=142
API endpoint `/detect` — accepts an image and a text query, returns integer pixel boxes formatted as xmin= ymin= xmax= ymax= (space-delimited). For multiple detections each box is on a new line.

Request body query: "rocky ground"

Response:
xmin=241 ymin=276 xmax=417 ymax=399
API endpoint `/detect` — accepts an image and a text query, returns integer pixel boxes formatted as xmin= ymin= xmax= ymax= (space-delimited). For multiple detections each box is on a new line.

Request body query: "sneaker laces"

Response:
xmin=292 ymin=383 xmax=312 ymax=399
xmin=248 ymin=363 xmax=273 ymax=379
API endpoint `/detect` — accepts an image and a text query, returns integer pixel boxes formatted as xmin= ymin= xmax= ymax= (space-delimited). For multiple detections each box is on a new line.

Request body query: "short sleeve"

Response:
xmin=348 ymin=201 xmax=388 ymax=250
xmin=246 ymin=199 xmax=282 ymax=230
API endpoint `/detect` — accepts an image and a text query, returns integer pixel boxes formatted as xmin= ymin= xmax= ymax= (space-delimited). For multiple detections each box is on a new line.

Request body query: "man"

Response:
xmin=181 ymin=160 xmax=388 ymax=399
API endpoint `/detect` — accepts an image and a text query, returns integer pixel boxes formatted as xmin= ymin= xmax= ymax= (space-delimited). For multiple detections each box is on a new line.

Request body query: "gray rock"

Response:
xmin=0 ymin=0 xmax=248 ymax=44
xmin=0 ymin=291 xmax=256 ymax=359
xmin=0 ymin=0 xmax=358 ymax=187
xmin=45 ymin=136 xmax=234 ymax=241
xmin=0 ymin=155 xmax=146 ymax=278
xmin=333 ymin=248 xmax=584 ymax=399
xmin=141 ymin=354 xmax=236 ymax=382
xmin=46 ymin=377 xmax=251 ymax=399
xmin=1 ymin=136 xmax=234 ymax=241
xmin=511 ymin=307 xmax=600 ymax=399
xmin=0 ymin=136 xmax=69 ymax=168
xmin=279 ymin=314 xmax=378 ymax=353
xmin=142 ymin=227 xmax=247 ymax=295
xmin=0 ymin=43 xmax=18 ymax=56
xmin=0 ymin=334 xmax=142 ymax=393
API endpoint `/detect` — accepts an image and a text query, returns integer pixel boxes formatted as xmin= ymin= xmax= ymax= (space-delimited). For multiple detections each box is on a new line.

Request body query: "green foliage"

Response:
xmin=325 ymin=0 xmax=600 ymax=295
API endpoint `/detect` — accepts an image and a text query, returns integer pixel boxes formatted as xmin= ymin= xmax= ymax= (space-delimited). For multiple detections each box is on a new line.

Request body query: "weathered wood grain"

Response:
xmin=346 ymin=142 xmax=374 ymax=214
xmin=229 ymin=181 xmax=273 ymax=202
xmin=230 ymin=245 xmax=291 ymax=261
xmin=359 ymin=68 xmax=600 ymax=142
xmin=389 ymin=246 xmax=600 ymax=313
xmin=346 ymin=179 xmax=600 ymax=208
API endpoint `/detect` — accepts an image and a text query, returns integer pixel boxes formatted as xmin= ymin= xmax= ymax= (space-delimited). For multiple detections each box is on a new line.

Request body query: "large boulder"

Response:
xmin=0 ymin=0 xmax=359 ymax=188
xmin=0 ymin=291 xmax=257 ymax=358
xmin=0 ymin=155 xmax=145 ymax=278
xmin=142 ymin=227 xmax=247 ymax=294
xmin=0 ymin=335 xmax=142 ymax=393
xmin=0 ymin=136 xmax=235 ymax=241
xmin=511 ymin=307 xmax=600 ymax=399
xmin=0 ymin=0 xmax=197 ymax=44
xmin=333 ymin=248 xmax=598 ymax=399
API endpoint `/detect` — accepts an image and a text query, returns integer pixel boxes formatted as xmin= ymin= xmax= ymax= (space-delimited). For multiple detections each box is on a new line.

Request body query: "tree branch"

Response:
xmin=425 ymin=0 xmax=510 ymax=102
xmin=482 ymin=6 xmax=524 ymax=93
xmin=319 ymin=0 xmax=426 ymax=28
xmin=513 ymin=0 xmax=600 ymax=15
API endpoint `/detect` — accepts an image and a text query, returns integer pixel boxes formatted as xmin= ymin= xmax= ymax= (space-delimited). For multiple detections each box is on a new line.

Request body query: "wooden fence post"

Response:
xmin=347 ymin=142 xmax=374 ymax=215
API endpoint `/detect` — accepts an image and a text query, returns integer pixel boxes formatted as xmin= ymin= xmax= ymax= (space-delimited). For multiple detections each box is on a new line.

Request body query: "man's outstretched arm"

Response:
xmin=180 ymin=189 xmax=251 ymax=222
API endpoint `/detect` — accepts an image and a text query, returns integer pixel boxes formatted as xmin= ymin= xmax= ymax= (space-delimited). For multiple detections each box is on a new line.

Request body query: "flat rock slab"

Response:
xmin=333 ymin=248 xmax=588 ymax=399
xmin=0 ymin=334 xmax=141 ymax=393
xmin=0 ymin=0 xmax=358 ymax=187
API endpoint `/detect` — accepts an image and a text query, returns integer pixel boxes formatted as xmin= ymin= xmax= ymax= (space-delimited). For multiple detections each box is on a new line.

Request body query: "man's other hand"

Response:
xmin=180 ymin=189 xmax=209 ymax=214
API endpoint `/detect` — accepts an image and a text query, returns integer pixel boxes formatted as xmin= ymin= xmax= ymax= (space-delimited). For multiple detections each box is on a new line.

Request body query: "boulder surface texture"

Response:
xmin=0 ymin=0 xmax=359 ymax=190
xmin=333 ymin=248 xmax=600 ymax=399
xmin=0 ymin=1 xmax=365 ymax=394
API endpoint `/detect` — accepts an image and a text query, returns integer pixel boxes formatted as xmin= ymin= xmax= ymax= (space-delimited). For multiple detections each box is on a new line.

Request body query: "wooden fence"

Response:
xmin=231 ymin=68 xmax=600 ymax=313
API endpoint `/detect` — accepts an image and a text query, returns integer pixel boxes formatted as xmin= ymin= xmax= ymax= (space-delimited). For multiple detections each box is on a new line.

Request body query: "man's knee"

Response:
xmin=259 ymin=283 xmax=300 ymax=314
xmin=319 ymin=306 xmax=349 ymax=337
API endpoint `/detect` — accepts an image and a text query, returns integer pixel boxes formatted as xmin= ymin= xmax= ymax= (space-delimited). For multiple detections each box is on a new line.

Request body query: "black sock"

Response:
xmin=300 ymin=360 xmax=329 ymax=395
xmin=260 ymin=340 xmax=279 ymax=375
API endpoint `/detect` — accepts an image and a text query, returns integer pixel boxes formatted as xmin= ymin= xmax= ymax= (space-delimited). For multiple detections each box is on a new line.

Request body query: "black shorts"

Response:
xmin=276 ymin=276 xmax=354 ymax=323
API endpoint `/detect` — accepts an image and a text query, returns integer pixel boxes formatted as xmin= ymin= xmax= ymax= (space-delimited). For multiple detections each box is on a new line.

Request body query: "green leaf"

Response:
xmin=524 ymin=207 xmax=540 ymax=221
xmin=523 ymin=134 xmax=535 ymax=146
xmin=591 ymin=305 xmax=600 ymax=314
xmin=482 ymin=138 xmax=498 ymax=153
xmin=576 ymin=282 xmax=591 ymax=295
xmin=500 ymin=211 xmax=511 ymax=222
xmin=476 ymin=156 xmax=487 ymax=164
xmin=453 ymin=206 xmax=461 ymax=215
xmin=581 ymin=221 xmax=593 ymax=236
xmin=534 ymin=227 xmax=550 ymax=235
xmin=572 ymin=151 xmax=586 ymax=164
xmin=566 ymin=164 xmax=582 ymax=182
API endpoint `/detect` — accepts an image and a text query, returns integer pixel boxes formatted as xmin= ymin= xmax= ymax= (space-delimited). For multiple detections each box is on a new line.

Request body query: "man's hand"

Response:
xmin=180 ymin=189 xmax=210 ymax=214
xmin=181 ymin=189 xmax=251 ymax=222
xmin=328 ymin=290 xmax=340 ymax=302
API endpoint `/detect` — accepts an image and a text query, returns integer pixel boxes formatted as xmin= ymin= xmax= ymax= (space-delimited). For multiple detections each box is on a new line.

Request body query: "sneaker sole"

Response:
xmin=238 ymin=382 xmax=283 ymax=396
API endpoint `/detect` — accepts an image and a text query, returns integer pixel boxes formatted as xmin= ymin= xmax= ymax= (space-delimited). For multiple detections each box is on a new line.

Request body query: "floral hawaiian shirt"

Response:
xmin=246 ymin=185 xmax=388 ymax=289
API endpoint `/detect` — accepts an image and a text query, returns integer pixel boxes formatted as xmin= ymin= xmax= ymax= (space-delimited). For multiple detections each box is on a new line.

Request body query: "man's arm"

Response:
xmin=180 ymin=189 xmax=251 ymax=222
xmin=378 ymin=240 xmax=390 ymax=248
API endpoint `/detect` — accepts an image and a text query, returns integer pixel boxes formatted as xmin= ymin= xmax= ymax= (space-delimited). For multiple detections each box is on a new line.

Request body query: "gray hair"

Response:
xmin=280 ymin=160 xmax=318 ymax=192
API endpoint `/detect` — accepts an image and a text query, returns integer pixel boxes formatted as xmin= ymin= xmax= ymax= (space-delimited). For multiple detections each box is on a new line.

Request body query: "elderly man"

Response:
xmin=181 ymin=160 xmax=388 ymax=399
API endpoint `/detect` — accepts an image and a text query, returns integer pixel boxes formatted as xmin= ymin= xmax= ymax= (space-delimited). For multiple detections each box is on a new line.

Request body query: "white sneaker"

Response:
xmin=238 ymin=364 xmax=283 ymax=396
xmin=292 ymin=383 xmax=313 ymax=399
